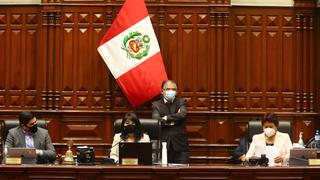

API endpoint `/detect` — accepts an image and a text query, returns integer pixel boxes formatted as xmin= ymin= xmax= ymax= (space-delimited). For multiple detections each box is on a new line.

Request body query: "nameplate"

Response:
xmin=121 ymin=158 xmax=138 ymax=165
xmin=309 ymin=159 xmax=320 ymax=166
xmin=5 ymin=157 xmax=22 ymax=165
xmin=62 ymin=160 xmax=76 ymax=165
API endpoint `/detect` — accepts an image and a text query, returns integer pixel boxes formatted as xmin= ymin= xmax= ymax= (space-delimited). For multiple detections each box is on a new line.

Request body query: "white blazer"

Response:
xmin=246 ymin=131 xmax=293 ymax=162
xmin=109 ymin=133 xmax=150 ymax=163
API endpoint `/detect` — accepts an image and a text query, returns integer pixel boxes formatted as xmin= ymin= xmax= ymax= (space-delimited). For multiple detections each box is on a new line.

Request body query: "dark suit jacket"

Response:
xmin=152 ymin=98 xmax=189 ymax=152
xmin=230 ymin=137 xmax=247 ymax=164
xmin=5 ymin=126 xmax=56 ymax=164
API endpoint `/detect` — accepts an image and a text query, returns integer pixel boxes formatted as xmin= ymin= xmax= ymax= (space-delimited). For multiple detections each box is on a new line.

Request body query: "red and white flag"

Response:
xmin=98 ymin=0 xmax=168 ymax=107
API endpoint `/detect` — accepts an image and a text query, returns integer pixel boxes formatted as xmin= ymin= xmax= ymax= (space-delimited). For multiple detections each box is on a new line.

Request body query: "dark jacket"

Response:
xmin=152 ymin=98 xmax=189 ymax=152
xmin=230 ymin=136 xmax=247 ymax=164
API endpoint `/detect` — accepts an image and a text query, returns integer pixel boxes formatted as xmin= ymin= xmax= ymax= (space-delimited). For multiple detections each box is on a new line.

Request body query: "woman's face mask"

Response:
xmin=264 ymin=127 xmax=276 ymax=137
xmin=124 ymin=124 xmax=136 ymax=134
xmin=164 ymin=90 xmax=176 ymax=102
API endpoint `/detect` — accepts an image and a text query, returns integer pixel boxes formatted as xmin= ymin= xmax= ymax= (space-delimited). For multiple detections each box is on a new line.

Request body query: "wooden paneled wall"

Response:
xmin=0 ymin=0 xmax=319 ymax=164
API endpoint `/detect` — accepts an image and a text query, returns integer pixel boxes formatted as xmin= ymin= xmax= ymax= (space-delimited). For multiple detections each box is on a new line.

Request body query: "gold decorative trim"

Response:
xmin=0 ymin=0 xmax=41 ymax=4
xmin=231 ymin=0 xmax=294 ymax=7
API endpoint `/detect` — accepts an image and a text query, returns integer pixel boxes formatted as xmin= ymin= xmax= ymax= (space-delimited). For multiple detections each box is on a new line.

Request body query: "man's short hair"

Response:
xmin=19 ymin=111 xmax=35 ymax=125
xmin=161 ymin=80 xmax=177 ymax=90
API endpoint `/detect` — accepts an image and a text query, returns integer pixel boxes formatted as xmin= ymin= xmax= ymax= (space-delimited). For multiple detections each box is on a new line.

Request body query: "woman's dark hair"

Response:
xmin=261 ymin=112 xmax=279 ymax=127
xmin=120 ymin=112 xmax=144 ymax=142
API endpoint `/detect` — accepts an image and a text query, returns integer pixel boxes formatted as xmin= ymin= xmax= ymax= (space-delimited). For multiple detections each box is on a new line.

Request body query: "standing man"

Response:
xmin=5 ymin=111 xmax=56 ymax=164
xmin=152 ymin=80 xmax=189 ymax=164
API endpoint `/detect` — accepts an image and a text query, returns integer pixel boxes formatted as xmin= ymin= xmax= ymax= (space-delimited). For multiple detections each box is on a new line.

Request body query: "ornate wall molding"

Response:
xmin=0 ymin=0 xmax=41 ymax=4
xmin=231 ymin=0 xmax=294 ymax=7
xmin=0 ymin=2 xmax=318 ymax=112
xmin=0 ymin=1 xmax=319 ymax=164
xmin=294 ymin=0 xmax=317 ymax=7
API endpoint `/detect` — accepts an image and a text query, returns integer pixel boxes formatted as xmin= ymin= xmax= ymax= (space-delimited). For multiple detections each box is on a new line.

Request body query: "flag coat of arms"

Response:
xmin=98 ymin=0 xmax=168 ymax=107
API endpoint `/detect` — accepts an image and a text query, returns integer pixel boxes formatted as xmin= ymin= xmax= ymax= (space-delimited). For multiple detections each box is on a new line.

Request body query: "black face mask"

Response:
xmin=124 ymin=125 xmax=136 ymax=134
xmin=27 ymin=124 xmax=38 ymax=134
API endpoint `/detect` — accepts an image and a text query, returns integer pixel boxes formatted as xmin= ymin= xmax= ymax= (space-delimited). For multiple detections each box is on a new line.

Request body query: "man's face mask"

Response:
xmin=164 ymin=90 xmax=176 ymax=102
xmin=124 ymin=124 xmax=136 ymax=134
xmin=27 ymin=124 xmax=38 ymax=134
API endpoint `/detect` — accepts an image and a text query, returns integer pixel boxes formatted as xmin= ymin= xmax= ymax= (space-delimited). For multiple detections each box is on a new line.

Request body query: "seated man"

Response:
xmin=4 ymin=111 xmax=56 ymax=164
xmin=230 ymin=136 xmax=247 ymax=164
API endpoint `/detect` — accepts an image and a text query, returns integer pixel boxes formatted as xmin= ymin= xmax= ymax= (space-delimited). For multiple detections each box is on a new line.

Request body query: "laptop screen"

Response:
xmin=119 ymin=142 xmax=152 ymax=165
xmin=290 ymin=148 xmax=317 ymax=159
xmin=289 ymin=148 xmax=318 ymax=166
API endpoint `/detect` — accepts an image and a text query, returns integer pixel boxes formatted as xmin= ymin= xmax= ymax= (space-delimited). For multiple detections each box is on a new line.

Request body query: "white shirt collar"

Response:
xmin=163 ymin=98 xmax=168 ymax=103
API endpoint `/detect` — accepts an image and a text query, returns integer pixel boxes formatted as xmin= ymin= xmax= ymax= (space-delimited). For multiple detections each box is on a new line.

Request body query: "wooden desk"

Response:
xmin=0 ymin=164 xmax=320 ymax=180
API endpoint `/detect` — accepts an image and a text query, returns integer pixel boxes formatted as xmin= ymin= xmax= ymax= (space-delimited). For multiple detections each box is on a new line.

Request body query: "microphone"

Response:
xmin=103 ymin=137 xmax=127 ymax=165
xmin=109 ymin=139 xmax=124 ymax=150
xmin=305 ymin=137 xmax=315 ymax=148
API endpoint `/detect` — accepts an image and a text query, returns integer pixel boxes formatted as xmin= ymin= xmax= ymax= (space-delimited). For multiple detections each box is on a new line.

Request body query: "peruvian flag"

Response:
xmin=98 ymin=0 xmax=168 ymax=107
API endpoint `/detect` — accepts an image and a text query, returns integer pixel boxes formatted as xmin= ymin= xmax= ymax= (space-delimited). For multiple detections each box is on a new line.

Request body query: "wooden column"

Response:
xmin=209 ymin=2 xmax=231 ymax=112
xmin=41 ymin=3 xmax=62 ymax=110
xmin=294 ymin=0 xmax=317 ymax=112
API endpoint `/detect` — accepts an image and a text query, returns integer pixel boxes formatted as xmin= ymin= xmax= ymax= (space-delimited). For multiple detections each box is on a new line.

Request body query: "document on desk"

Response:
xmin=255 ymin=146 xmax=280 ymax=166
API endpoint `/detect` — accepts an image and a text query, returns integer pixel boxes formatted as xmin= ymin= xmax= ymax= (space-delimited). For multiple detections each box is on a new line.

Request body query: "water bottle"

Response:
xmin=298 ymin=132 xmax=304 ymax=148
xmin=3 ymin=144 xmax=8 ymax=163
xmin=315 ymin=130 xmax=320 ymax=141
xmin=311 ymin=130 xmax=320 ymax=149
xmin=161 ymin=142 xmax=168 ymax=166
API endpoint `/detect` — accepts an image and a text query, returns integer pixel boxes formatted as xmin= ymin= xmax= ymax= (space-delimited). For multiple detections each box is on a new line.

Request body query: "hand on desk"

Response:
xmin=274 ymin=156 xmax=284 ymax=163
xmin=36 ymin=149 xmax=43 ymax=156
xmin=239 ymin=155 xmax=246 ymax=162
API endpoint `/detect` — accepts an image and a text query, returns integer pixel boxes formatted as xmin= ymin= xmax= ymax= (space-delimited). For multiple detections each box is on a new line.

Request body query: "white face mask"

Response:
xmin=164 ymin=90 xmax=176 ymax=102
xmin=264 ymin=128 xmax=276 ymax=137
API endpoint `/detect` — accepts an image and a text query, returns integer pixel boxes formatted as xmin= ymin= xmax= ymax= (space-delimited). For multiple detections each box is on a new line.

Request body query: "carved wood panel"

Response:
xmin=0 ymin=7 xmax=40 ymax=109
xmin=0 ymin=3 xmax=317 ymax=112
xmin=0 ymin=1 xmax=319 ymax=164
xmin=231 ymin=8 xmax=300 ymax=112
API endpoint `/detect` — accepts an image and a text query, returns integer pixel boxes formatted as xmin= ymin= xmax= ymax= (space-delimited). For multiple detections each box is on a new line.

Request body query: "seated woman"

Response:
xmin=110 ymin=112 xmax=150 ymax=163
xmin=246 ymin=112 xmax=293 ymax=165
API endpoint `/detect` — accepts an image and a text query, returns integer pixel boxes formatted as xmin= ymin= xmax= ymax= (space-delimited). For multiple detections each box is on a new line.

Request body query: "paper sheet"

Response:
xmin=255 ymin=145 xmax=280 ymax=166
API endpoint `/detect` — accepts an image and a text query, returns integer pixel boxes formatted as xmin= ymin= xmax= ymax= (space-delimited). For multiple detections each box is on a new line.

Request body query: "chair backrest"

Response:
xmin=113 ymin=118 xmax=160 ymax=140
xmin=2 ymin=119 xmax=47 ymax=144
xmin=247 ymin=120 xmax=292 ymax=143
